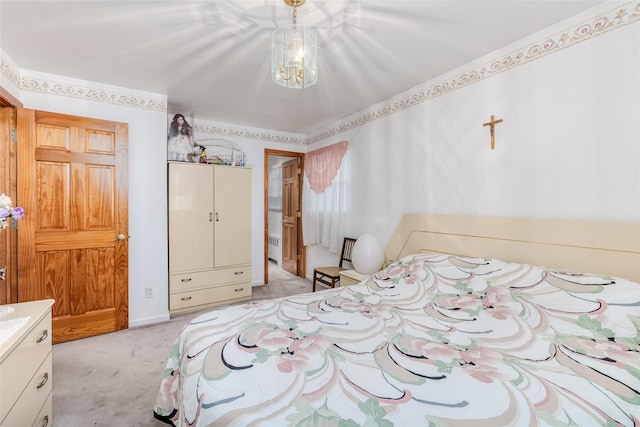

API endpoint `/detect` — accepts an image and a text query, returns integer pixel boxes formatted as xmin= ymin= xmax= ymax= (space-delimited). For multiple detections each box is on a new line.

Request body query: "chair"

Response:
xmin=312 ymin=237 xmax=357 ymax=292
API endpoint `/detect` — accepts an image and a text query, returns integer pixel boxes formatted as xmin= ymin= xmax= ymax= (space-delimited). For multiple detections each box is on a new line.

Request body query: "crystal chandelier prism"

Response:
xmin=272 ymin=0 xmax=318 ymax=89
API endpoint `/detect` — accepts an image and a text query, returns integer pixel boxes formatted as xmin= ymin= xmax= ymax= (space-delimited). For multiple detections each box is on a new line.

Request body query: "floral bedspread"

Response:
xmin=154 ymin=253 xmax=640 ymax=426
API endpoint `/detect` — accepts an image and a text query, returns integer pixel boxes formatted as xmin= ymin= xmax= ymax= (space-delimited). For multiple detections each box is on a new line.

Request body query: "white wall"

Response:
xmin=304 ymin=21 xmax=640 ymax=275
xmin=3 ymin=5 xmax=638 ymax=325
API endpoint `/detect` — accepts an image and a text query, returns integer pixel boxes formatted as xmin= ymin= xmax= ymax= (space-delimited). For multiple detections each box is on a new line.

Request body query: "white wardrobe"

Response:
xmin=168 ymin=162 xmax=252 ymax=313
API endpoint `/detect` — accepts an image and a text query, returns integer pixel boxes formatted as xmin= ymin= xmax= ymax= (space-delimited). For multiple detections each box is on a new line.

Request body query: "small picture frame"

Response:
xmin=167 ymin=107 xmax=195 ymax=162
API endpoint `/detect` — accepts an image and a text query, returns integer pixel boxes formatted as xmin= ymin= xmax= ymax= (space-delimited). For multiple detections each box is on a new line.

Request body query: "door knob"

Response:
xmin=115 ymin=234 xmax=127 ymax=241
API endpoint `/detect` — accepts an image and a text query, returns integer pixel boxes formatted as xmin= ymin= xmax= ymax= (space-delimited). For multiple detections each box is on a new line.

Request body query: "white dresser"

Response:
xmin=0 ymin=299 xmax=54 ymax=427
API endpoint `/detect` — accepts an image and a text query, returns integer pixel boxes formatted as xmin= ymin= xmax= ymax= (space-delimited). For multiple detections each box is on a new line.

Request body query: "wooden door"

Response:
xmin=0 ymin=107 xmax=18 ymax=304
xmin=214 ymin=166 xmax=251 ymax=267
xmin=168 ymin=162 xmax=214 ymax=273
xmin=17 ymin=109 xmax=128 ymax=344
xmin=281 ymin=159 xmax=299 ymax=275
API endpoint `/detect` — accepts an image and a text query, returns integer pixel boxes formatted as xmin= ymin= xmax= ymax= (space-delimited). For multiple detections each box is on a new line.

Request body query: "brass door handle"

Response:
xmin=115 ymin=234 xmax=127 ymax=242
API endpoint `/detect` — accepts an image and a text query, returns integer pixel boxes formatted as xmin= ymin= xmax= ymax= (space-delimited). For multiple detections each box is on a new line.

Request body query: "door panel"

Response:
xmin=17 ymin=109 xmax=128 ymax=343
xmin=281 ymin=159 xmax=299 ymax=275
xmin=214 ymin=166 xmax=251 ymax=267
xmin=168 ymin=163 xmax=214 ymax=273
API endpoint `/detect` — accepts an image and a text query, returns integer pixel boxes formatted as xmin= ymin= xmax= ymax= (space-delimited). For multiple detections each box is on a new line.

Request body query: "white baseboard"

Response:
xmin=129 ymin=313 xmax=170 ymax=328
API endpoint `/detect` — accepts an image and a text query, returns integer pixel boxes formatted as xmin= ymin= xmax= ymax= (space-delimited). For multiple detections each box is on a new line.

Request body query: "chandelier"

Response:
xmin=272 ymin=0 xmax=318 ymax=89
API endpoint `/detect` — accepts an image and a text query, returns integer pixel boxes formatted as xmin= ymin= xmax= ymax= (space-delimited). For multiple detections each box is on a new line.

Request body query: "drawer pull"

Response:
xmin=234 ymin=287 xmax=244 ymax=292
xmin=181 ymin=278 xmax=192 ymax=282
xmin=36 ymin=372 xmax=49 ymax=389
xmin=36 ymin=329 xmax=49 ymax=343
xmin=181 ymin=296 xmax=192 ymax=301
xmin=40 ymin=415 xmax=49 ymax=427
xmin=234 ymin=271 xmax=244 ymax=275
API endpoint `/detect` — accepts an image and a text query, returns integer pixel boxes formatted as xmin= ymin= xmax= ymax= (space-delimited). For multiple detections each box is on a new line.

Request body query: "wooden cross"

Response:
xmin=482 ymin=115 xmax=503 ymax=149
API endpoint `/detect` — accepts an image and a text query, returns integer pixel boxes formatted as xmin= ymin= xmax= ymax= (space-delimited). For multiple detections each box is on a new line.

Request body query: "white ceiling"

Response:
xmin=1 ymin=1 xmax=605 ymax=134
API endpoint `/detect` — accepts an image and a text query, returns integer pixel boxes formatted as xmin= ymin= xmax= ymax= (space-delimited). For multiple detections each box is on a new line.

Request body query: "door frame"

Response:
xmin=264 ymin=149 xmax=305 ymax=284
xmin=0 ymin=86 xmax=22 ymax=304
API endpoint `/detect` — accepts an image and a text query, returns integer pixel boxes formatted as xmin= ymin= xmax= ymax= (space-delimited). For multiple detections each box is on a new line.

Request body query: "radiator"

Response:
xmin=268 ymin=234 xmax=282 ymax=265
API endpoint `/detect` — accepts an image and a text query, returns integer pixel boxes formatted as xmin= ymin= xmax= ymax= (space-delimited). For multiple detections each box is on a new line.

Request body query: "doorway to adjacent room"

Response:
xmin=264 ymin=149 xmax=305 ymax=285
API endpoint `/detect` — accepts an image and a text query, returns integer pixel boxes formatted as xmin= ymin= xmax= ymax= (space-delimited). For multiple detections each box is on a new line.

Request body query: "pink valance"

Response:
xmin=305 ymin=141 xmax=348 ymax=193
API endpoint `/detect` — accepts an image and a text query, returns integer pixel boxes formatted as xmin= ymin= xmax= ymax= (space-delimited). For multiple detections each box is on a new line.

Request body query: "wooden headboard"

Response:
xmin=385 ymin=214 xmax=640 ymax=282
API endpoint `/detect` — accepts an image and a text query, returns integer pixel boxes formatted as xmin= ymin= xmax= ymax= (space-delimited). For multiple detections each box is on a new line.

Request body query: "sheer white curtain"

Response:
xmin=302 ymin=142 xmax=350 ymax=253
xmin=268 ymin=165 xmax=282 ymax=197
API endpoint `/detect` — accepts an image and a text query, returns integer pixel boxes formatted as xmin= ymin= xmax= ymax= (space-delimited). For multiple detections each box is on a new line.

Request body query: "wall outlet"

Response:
xmin=145 ymin=288 xmax=153 ymax=299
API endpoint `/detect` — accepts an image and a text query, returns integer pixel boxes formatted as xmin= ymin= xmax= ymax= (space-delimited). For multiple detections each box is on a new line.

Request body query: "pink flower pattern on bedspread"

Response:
xmin=154 ymin=253 xmax=640 ymax=426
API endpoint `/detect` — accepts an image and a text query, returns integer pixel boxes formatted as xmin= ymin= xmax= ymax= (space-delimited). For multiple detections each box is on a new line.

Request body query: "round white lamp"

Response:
xmin=351 ymin=234 xmax=384 ymax=275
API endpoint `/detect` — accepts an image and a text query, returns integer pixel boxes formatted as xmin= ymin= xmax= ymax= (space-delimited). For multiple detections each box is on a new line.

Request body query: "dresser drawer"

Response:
xmin=0 ymin=315 xmax=51 ymax=421
xmin=1 ymin=352 xmax=52 ymax=427
xmin=170 ymin=282 xmax=252 ymax=311
xmin=170 ymin=266 xmax=251 ymax=292
xmin=31 ymin=391 xmax=52 ymax=427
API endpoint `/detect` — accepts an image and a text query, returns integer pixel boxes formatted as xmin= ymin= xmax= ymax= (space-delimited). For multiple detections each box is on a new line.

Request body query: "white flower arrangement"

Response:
xmin=0 ymin=194 xmax=24 ymax=231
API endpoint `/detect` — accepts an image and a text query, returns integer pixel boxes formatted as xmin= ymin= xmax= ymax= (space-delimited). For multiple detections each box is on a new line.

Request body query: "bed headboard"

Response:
xmin=385 ymin=214 xmax=640 ymax=282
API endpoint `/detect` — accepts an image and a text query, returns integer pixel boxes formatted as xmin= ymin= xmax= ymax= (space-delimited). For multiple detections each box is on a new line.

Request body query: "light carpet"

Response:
xmin=52 ymin=264 xmax=312 ymax=427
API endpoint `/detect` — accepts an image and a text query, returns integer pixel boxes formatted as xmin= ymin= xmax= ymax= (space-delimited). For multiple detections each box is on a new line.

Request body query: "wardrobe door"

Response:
xmin=169 ymin=163 xmax=214 ymax=273
xmin=213 ymin=166 xmax=251 ymax=268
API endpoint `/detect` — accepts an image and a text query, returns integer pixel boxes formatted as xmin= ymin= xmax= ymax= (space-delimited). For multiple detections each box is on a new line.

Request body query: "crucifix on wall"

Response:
xmin=482 ymin=115 xmax=504 ymax=149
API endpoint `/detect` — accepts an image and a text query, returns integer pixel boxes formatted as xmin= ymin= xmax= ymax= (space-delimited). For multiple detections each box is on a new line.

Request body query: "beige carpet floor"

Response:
xmin=52 ymin=264 xmax=312 ymax=427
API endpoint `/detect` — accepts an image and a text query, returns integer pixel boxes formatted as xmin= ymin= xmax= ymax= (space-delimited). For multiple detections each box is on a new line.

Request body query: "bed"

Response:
xmin=154 ymin=214 xmax=640 ymax=426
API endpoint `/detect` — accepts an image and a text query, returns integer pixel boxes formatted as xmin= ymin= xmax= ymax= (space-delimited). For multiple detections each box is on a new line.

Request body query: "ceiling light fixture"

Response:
xmin=272 ymin=0 xmax=318 ymax=89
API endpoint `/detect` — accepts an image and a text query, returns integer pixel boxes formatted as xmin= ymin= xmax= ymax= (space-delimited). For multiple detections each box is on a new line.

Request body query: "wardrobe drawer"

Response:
xmin=1 ymin=352 xmax=52 ymax=427
xmin=170 ymin=266 xmax=251 ymax=291
xmin=0 ymin=316 xmax=51 ymax=420
xmin=170 ymin=282 xmax=252 ymax=311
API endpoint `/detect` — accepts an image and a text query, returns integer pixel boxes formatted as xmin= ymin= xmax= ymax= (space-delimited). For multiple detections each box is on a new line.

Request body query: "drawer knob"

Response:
xmin=234 ymin=287 xmax=244 ymax=292
xmin=181 ymin=278 xmax=192 ymax=282
xmin=36 ymin=372 xmax=49 ymax=389
xmin=39 ymin=415 xmax=49 ymax=427
xmin=181 ymin=296 xmax=192 ymax=301
xmin=36 ymin=329 xmax=49 ymax=343
xmin=234 ymin=271 xmax=244 ymax=275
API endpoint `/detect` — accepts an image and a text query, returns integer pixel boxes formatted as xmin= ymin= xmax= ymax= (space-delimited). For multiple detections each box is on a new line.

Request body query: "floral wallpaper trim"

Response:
xmin=17 ymin=76 xmax=167 ymax=112
xmin=0 ymin=54 xmax=21 ymax=89
xmin=193 ymin=123 xmax=307 ymax=146
xmin=308 ymin=1 xmax=640 ymax=144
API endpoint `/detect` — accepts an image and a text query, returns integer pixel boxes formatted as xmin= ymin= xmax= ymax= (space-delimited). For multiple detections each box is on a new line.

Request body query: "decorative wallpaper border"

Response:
xmin=18 ymin=75 xmax=167 ymax=112
xmin=0 ymin=53 xmax=20 ymax=88
xmin=2 ymin=1 xmax=638 ymax=146
xmin=308 ymin=1 xmax=640 ymax=144
xmin=193 ymin=123 xmax=307 ymax=146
